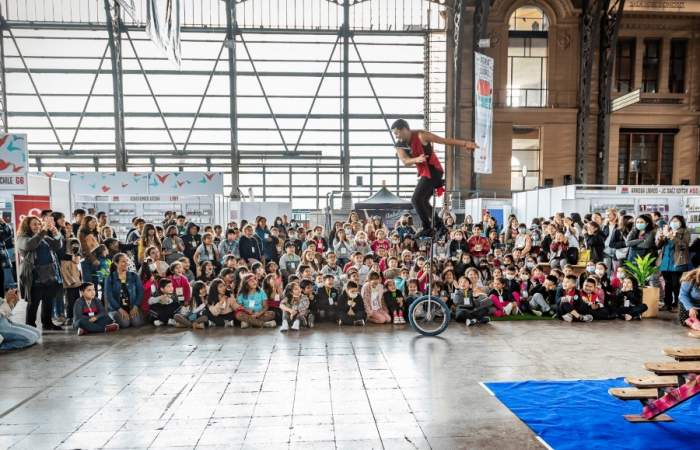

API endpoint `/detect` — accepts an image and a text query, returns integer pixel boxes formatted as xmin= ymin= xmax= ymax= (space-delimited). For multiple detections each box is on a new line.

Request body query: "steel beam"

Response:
xmin=182 ymin=41 xmax=225 ymax=152
xmin=124 ymin=29 xmax=179 ymax=153
xmin=575 ymin=0 xmax=601 ymax=184
xmin=293 ymin=36 xmax=340 ymax=152
xmin=103 ymin=0 xmax=127 ymax=171
xmin=596 ymin=0 xmax=626 ymax=184
xmin=451 ymin=0 xmax=464 ymax=195
xmin=69 ymin=43 xmax=110 ymax=152
xmin=225 ymin=0 xmax=240 ymax=199
xmin=0 ymin=7 xmax=7 ymax=133
xmin=340 ymin=0 xmax=352 ymax=210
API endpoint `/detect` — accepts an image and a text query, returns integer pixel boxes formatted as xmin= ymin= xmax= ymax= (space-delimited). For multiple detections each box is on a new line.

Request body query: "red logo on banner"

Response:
xmin=13 ymin=195 xmax=51 ymax=229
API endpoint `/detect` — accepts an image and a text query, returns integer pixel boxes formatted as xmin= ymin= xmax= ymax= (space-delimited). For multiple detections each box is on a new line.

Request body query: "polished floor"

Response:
xmin=0 ymin=309 xmax=691 ymax=450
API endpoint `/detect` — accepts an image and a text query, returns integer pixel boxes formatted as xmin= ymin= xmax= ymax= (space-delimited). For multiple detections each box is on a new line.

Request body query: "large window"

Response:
xmin=669 ymin=39 xmax=688 ymax=94
xmin=507 ymin=6 xmax=548 ymax=107
xmin=511 ymin=126 xmax=541 ymax=191
xmin=618 ymin=130 xmax=675 ymax=185
xmin=615 ymin=38 xmax=635 ymax=93
xmin=642 ymin=39 xmax=661 ymax=93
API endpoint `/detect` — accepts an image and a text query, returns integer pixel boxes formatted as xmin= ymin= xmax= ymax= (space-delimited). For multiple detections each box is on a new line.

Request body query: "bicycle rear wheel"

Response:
xmin=408 ymin=295 xmax=450 ymax=336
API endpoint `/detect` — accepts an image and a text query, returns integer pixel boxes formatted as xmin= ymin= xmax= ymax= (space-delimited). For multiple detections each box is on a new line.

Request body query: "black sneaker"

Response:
xmin=478 ymin=316 xmax=491 ymax=324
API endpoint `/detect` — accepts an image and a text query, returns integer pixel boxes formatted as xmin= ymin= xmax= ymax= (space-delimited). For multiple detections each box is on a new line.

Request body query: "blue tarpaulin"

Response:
xmin=483 ymin=378 xmax=700 ymax=450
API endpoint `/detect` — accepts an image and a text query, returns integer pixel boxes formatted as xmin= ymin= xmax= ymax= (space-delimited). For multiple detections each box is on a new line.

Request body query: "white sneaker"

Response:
xmin=208 ymin=320 xmax=216 ymax=327
xmin=224 ymin=320 xmax=234 ymax=328
xmin=466 ymin=318 xmax=476 ymax=327
xmin=264 ymin=320 xmax=277 ymax=328
xmin=503 ymin=303 xmax=514 ymax=315
xmin=167 ymin=318 xmax=177 ymax=327
xmin=583 ymin=315 xmax=594 ymax=323
xmin=291 ymin=319 xmax=300 ymax=331
xmin=562 ymin=313 xmax=573 ymax=323
xmin=392 ymin=314 xmax=399 ymax=324
xmin=280 ymin=320 xmax=289 ymax=332
xmin=398 ymin=315 xmax=406 ymax=324
xmin=532 ymin=309 xmax=543 ymax=317
xmin=153 ymin=320 xmax=164 ymax=327
xmin=240 ymin=321 xmax=249 ymax=329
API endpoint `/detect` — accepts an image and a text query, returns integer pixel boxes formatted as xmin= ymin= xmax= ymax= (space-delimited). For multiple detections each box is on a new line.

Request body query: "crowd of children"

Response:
xmin=2 ymin=205 xmax=698 ymax=350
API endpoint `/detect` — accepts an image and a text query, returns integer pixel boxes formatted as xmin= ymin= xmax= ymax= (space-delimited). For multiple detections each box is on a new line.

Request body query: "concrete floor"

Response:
xmin=0 ymin=311 xmax=692 ymax=450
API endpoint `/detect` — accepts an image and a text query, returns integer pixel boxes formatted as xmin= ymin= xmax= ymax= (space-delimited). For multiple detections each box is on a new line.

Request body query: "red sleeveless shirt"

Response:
xmin=409 ymin=131 xmax=443 ymax=179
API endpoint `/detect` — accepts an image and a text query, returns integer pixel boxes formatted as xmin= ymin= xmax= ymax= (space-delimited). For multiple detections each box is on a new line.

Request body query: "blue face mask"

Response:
xmin=636 ymin=223 xmax=647 ymax=231
xmin=670 ymin=221 xmax=681 ymax=230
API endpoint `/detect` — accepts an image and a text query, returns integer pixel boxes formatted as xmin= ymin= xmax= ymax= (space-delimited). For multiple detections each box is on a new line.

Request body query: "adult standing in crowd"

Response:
xmin=17 ymin=216 xmax=63 ymax=331
xmin=658 ymin=215 xmax=690 ymax=311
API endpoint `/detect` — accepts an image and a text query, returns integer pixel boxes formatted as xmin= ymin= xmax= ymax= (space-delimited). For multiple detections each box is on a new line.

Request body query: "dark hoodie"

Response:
xmin=181 ymin=222 xmax=202 ymax=262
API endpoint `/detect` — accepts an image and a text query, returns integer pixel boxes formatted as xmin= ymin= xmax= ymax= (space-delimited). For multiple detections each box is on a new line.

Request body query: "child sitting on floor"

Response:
xmin=558 ymin=274 xmax=589 ymax=323
xmin=488 ymin=277 xmax=521 ymax=317
xmin=280 ymin=281 xmax=311 ymax=331
xmin=362 ymin=271 xmax=391 ymax=324
xmin=613 ymin=277 xmax=648 ymax=321
xmin=73 ymin=282 xmax=119 ymax=336
xmin=148 ymin=278 xmax=180 ymax=327
xmin=336 ymin=281 xmax=366 ymax=326
xmin=383 ymin=279 xmax=406 ymax=324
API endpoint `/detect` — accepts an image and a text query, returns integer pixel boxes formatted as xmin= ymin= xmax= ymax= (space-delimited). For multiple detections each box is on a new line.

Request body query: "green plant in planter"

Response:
xmin=623 ymin=254 xmax=659 ymax=288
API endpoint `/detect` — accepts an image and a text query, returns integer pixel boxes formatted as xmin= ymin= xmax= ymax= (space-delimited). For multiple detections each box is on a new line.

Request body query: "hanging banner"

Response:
xmin=146 ymin=0 xmax=182 ymax=67
xmin=0 ymin=134 xmax=28 ymax=193
xmin=70 ymin=172 xmax=150 ymax=195
xmin=148 ymin=172 xmax=224 ymax=195
xmin=474 ymin=52 xmax=494 ymax=174
xmin=12 ymin=195 xmax=51 ymax=230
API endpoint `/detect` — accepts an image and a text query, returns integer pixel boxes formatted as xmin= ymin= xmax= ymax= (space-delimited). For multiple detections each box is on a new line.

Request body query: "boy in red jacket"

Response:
xmin=557 ymin=274 xmax=591 ymax=323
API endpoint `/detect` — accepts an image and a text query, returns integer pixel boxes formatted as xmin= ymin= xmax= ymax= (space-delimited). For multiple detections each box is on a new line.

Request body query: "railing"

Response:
xmin=1 ymin=0 xmax=447 ymax=32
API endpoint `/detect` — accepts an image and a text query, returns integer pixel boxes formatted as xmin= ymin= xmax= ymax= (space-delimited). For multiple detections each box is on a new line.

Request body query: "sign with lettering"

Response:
xmin=0 ymin=134 xmax=28 ymax=193
xmin=626 ymin=0 xmax=700 ymax=13
xmin=617 ymin=185 xmax=700 ymax=195
xmin=12 ymin=195 xmax=51 ymax=229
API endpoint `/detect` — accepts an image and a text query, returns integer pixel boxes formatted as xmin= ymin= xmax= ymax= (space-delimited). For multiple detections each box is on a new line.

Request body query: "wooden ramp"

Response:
xmin=609 ymin=347 xmax=700 ymax=422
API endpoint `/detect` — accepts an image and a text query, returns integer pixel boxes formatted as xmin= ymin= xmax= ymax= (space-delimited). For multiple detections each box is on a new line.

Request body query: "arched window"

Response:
xmin=507 ymin=6 xmax=548 ymax=107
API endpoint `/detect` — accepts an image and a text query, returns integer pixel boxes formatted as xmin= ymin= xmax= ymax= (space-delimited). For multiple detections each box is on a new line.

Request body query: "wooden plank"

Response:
xmin=624 ymin=414 xmax=673 ymax=423
xmin=609 ymin=388 xmax=658 ymax=400
xmin=664 ymin=347 xmax=700 ymax=360
xmin=644 ymin=362 xmax=700 ymax=375
xmin=625 ymin=376 xmax=678 ymax=388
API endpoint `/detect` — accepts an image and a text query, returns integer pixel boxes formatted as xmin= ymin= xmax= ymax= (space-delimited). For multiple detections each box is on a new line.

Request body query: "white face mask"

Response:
xmin=617 ymin=272 xmax=625 ymax=279
xmin=505 ymin=274 xmax=515 ymax=280
xmin=670 ymin=221 xmax=681 ymax=230
xmin=348 ymin=292 xmax=358 ymax=299
xmin=520 ymin=275 xmax=529 ymax=281
xmin=149 ymin=263 xmax=156 ymax=271
xmin=595 ymin=269 xmax=605 ymax=277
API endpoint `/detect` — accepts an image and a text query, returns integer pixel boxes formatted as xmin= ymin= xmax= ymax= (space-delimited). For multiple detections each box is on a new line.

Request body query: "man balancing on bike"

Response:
xmin=391 ymin=119 xmax=478 ymax=240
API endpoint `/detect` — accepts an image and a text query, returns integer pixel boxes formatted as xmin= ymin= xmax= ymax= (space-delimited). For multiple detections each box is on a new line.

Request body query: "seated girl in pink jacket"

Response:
xmin=488 ymin=276 xmax=521 ymax=317
xmin=361 ymin=271 xmax=391 ymax=324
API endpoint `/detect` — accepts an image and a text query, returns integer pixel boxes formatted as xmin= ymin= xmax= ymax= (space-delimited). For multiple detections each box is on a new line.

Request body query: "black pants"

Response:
xmin=412 ymin=176 xmax=438 ymax=230
xmin=149 ymin=302 xmax=180 ymax=323
xmin=205 ymin=308 xmax=235 ymax=326
xmin=662 ymin=271 xmax=683 ymax=308
xmin=65 ymin=287 xmax=80 ymax=320
xmin=615 ymin=304 xmax=648 ymax=319
xmin=26 ymin=282 xmax=58 ymax=328
xmin=315 ymin=306 xmax=337 ymax=323
xmin=455 ymin=304 xmax=490 ymax=323
xmin=338 ymin=309 xmax=366 ymax=325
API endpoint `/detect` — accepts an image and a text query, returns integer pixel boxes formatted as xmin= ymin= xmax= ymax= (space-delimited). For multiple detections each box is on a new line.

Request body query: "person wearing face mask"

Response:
xmin=351 ymin=231 xmax=372 ymax=256
xmin=336 ymin=281 xmax=366 ymax=326
xmin=625 ymin=214 xmax=656 ymax=262
xmin=611 ymin=267 xmax=627 ymax=291
xmin=578 ymin=262 xmax=597 ymax=290
xmin=285 ymin=228 xmax=304 ymax=255
xmin=658 ymin=215 xmax=690 ymax=312
xmin=513 ymin=223 xmax=532 ymax=255
xmin=395 ymin=215 xmax=416 ymax=239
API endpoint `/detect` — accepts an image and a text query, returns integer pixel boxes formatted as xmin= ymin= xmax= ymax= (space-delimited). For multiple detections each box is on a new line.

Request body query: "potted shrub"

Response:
xmin=623 ymin=253 xmax=660 ymax=318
